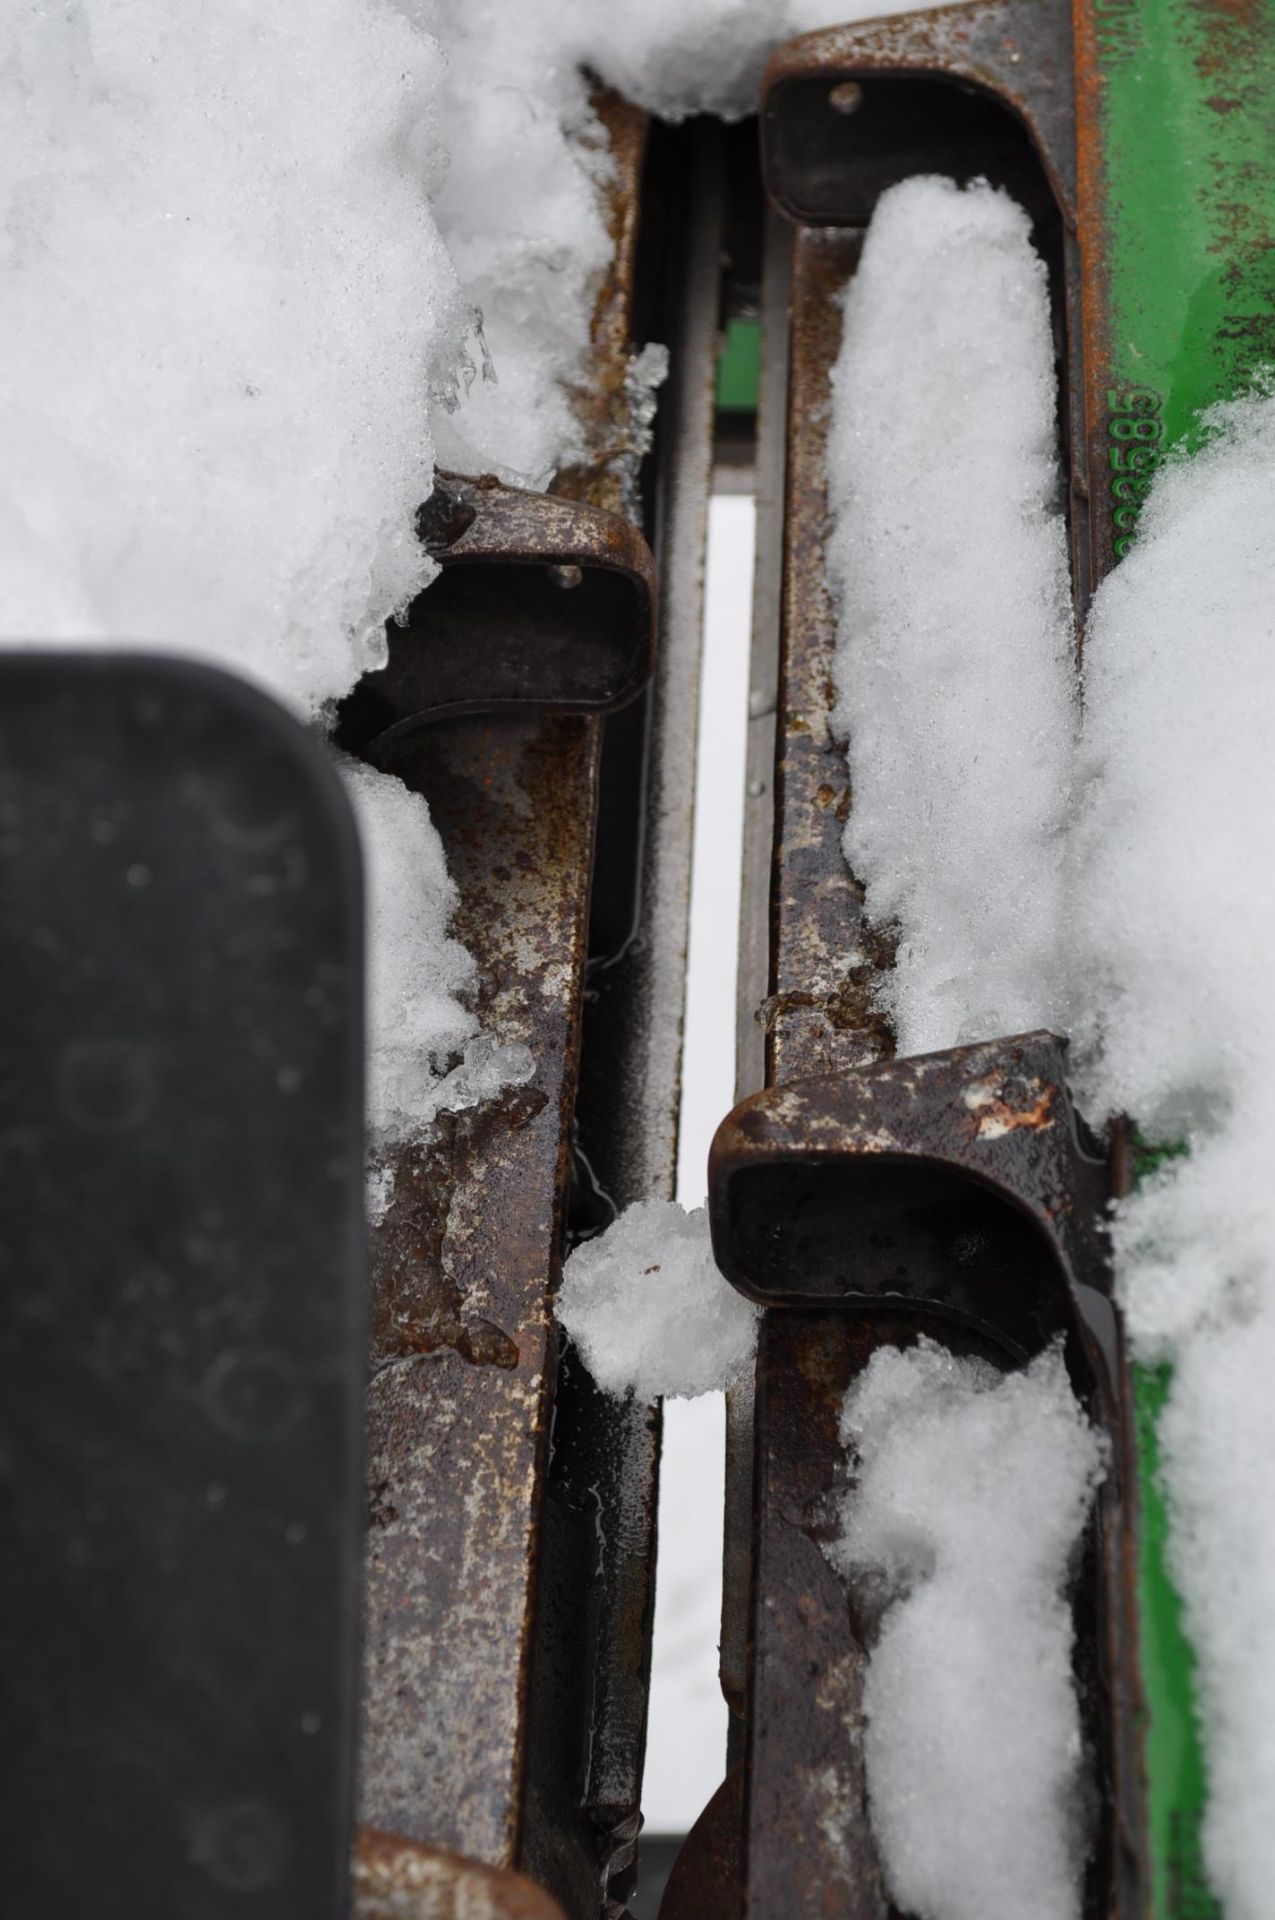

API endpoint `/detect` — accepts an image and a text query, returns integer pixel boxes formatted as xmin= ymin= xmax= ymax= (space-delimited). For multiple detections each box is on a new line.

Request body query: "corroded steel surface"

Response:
xmin=711 ymin=1031 xmax=1111 ymax=1330
xmin=729 ymin=33 xmax=1140 ymax=1902
xmin=353 ymin=1828 xmax=567 ymax=1920
xmin=528 ymin=122 xmax=729 ymax=1920
xmin=356 ymin=97 xmax=654 ymax=1912
xmin=338 ymin=475 xmax=655 ymax=753
xmin=766 ymin=226 xmax=894 ymax=1088
xmin=558 ymin=95 xmax=651 ymax=520
xmin=712 ymin=1033 xmax=1146 ymax=1919
xmin=360 ymin=715 xmax=599 ymax=1865
xmin=760 ymin=0 xmax=1090 ymax=607
xmin=350 ymin=473 xmax=656 ymax=744
xmin=727 ymin=218 xmax=896 ymax=1920
xmin=763 ymin=0 xmax=1077 ymax=227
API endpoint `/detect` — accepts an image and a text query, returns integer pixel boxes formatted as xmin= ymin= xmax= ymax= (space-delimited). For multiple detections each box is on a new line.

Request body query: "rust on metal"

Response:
xmin=710 ymin=1032 xmax=1146 ymax=1919
xmin=520 ymin=122 xmax=732 ymax=1920
xmin=719 ymin=18 xmax=1142 ymax=1904
xmin=710 ymin=1032 xmax=1112 ymax=1343
xmin=556 ymin=93 xmax=652 ymax=519
xmin=761 ymin=0 xmax=1092 ymax=609
xmin=711 ymin=209 xmax=899 ymax=1918
xmin=356 ymin=96 xmax=654 ymax=1911
xmin=768 ymin=226 xmax=896 ymax=1089
xmin=353 ymin=1828 xmax=567 ymax=1920
xmin=762 ymin=0 xmax=1078 ymax=229
xmin=359 ymin=713 xmax=600 ymax=1867
xmin=341 ymin=474 xmax=655 ymax=751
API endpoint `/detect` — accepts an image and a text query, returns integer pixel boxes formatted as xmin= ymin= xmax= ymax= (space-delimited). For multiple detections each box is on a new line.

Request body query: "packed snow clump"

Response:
xmin=556 ymin=1201 xmax=758 ymax=1400
xmin=0 ymin=0 xmax=470 ymax=716
xmin=824 ymin=175 xmax=1076 ymax=1056
xmin=1065 ymin=390 xmax=1275 ymax=1920
xmin=415 ymin=0 xmax=964 ymax=485
xmin=831 ymin=1341 xmax=1105 ymax=1920
xmin=340 ymin=759 xmax=534 ymax=1148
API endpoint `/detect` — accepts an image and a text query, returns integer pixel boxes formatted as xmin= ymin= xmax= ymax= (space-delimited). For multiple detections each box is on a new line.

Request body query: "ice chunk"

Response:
xmin=824 ymin=175 xmax=1076 ymax=1056
xmin=556 ymin=1200 xmax=758 ymax=1400
xmin=831 ymin=1341 xmax=1106 ymax=1920
xmin=1065 ymin=391 xmax=1275 ymax=1919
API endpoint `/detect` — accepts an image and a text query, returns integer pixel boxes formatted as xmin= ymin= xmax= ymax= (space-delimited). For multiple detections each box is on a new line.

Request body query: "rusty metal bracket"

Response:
xmin=709 ymin=28 xmax=1134 ymax=1908
xmin=707 ymin=1033 xmax=1146 ymax=1918
xmin=709 ymin=1030 xmax=1114 ymax=1374
xmin=354 ymin=96 xmax=665 ymax=1920
xmin=339 ymin=473 xmax=656 ymax=757
xmin=761 ymin=0 xmax=1076 ymax=231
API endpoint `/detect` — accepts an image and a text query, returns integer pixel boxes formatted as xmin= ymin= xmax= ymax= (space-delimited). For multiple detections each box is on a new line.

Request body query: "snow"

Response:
xmin=1067 ymin=393 xmax=1275 ymax=1349
xmin=825 ymin=176 xmax=1076 ymax=1057
xmin=831 ymin=1341 xmax=1105 ymax=1920
xmin=0 ymin=1 xmax=981 ymax=1175
xmin=416 ymin=0 xmax=960 ymax=483
xmin=340 ymin=758 xmax=534 ymax=1149
xmin=824 ymin=166 xmax=1275 ymax=1916
xmin=556 ymin=1201 xmax=758 ymax=1401
xmin=0 ymin=0 xmax=468 ymax=718
xmin=1066 ymin=391 xmax=1275 ymax=1920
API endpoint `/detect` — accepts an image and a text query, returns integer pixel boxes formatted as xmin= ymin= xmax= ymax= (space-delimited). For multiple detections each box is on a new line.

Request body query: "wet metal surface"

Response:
xmin=354 ymin=1828 xmax=567 ymax=1920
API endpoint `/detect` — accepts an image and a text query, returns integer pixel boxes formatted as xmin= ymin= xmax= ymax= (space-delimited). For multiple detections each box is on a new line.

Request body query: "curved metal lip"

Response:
xmin=708 ymin=1030 xmax=1118 ymax=1399
xmin=760 ymin=0 xmax=1078 ymax=229
xmin=362 ymin=470 xmax=658 ymax=754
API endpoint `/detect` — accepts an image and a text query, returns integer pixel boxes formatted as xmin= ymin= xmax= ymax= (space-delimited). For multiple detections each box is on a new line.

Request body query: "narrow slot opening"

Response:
xmin=632 ymin=118 xmax=762 ymax=1917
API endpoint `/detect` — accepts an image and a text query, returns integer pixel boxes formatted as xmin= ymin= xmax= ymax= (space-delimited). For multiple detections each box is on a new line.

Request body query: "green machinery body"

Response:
xmin=1079 ymin=0 xmax=1275 ymax=1907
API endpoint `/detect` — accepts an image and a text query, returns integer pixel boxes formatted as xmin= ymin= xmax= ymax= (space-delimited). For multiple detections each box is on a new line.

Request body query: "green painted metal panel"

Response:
xmin=1086 ymin=0 xmax=1275 ymax=554
xmin=1085 ymin=0 xmax=1275 ymax=1907
xmin=716 ymin=316 xmax=762 ymax=411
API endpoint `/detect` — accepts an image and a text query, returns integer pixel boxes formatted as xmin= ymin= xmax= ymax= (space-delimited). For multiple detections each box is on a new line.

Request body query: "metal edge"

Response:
xmin=761 ymin=0 xmax=1078 ymax=227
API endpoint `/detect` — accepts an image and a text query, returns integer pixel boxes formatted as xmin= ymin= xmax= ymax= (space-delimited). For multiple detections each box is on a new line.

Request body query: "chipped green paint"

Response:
xmin=1083 ymin=0 xmax=1275 ymax=1907
xmin=1085 ymin=0 xmax=1275 ymax=554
